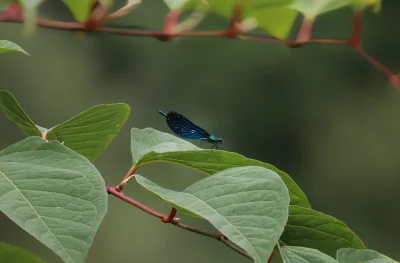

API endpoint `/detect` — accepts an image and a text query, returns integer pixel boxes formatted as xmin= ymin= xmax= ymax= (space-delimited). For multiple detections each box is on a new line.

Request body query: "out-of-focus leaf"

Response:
xmin=107 ymin=0 xmax=142 ymax=20
xmin=290 ymin=0 xmax=351 ymax=19
xmin=0 ymin=243 xmax=45 ymax=263
xmin=162 ymin=0 xmax=297 ymax=39
xmin=352 ymin=0 xmax=381 ymax=11
xmin=0 ymin=137 xmax=108 ymax=263
xmin=18 ymin=0 xmax=44 ymax=35
xmin=136 ymin=166 xmax=290 ymax=263
xmin=62 ymin=0 xmax=92 ymax=22
xmin=0 ymin=40 xmax=29 ymax=55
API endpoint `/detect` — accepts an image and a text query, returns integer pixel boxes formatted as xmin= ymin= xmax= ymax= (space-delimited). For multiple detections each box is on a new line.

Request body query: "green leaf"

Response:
xmin=337 ymin=248 xmax=398 ymax=263
xmin=245 ymin=5 xmax=298 ymax=39
xmin=0 ymin=90 xmax=130 ymax=161
xmin=0 ymin=243 xmax=45 ymax=263
xmin=279 ymin=245 xmax=339 ymax=263
xmin=46 ymin=103 xmax=130 ymax=161
xmin=163 ymin=0 xmax=200 ymax=10
xmin=211 ymin=0 xmax=297 ymax=39
xmin=280 ymin=206 xmax=365 ymax=258
xmin=0 ymin=40 xmax=30 ymax=56
xmin=290 ymin=0 xmax=351 ymax=19
xmin=352 ymin=0 xmax=381 ymax=10
xmin=0 ymin=137 xmax=108 ymax=263
xmin=0 ymin=90 xmax=41 ymax=136
xmin=162 ymin=0 xmax=297 ymax=39
xmin=131 ymin=127 xmax=310 ymax=208
xmin=18 ymin=0 xmax=44 ymax=35
xmin=136 ymin=166 xmax=290 ymax=263
xmin=62 ymin=0 xmax=92 ymax=22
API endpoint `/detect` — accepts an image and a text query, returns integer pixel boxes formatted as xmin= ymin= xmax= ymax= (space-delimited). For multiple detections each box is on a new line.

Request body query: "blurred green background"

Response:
xmin=1 ymin=1 xmax=399 ymax=262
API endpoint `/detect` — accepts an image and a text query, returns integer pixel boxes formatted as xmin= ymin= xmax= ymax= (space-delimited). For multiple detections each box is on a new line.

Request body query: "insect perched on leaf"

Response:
xmin=158 ymin=110 xmax=223 ymax=149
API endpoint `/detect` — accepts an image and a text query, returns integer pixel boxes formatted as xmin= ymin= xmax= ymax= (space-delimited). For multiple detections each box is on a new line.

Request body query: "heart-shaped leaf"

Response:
xmin=0 ymin=40 xmax=30 ymax=56
xmin=0 ymin=90 xmax=130 ymax=161
xmin=0 ymin=137 xmax=108 ymax=263
xmin=337 ymin=248 xmax=398 ymax=263
xmin=0 ymin=242 xmax=45 ymax=263
xmin=136 ymin=166 xmax=290 ymax=263
xmin=280 ymin=205 xmax=365 ymax=258
xmin=279 ymin=245 xmax=339 ymax=263
xmin=131 ymin=127 xmax=310 ymax=208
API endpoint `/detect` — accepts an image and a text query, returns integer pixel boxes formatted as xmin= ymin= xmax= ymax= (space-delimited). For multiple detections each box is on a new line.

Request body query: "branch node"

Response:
xmin=293 ymin=17 xmax=315 ymax=47
xmin=348 ymin=9 xmax=363 ymax=49
xmin=158 ymin=10 xmax=181 ymax=41
xmin=82 ymin=3 xmax=110 ymax=32
xmin=161 ymin=208 xmax=178 ymax=223
xmin=224 ymin=0 xmax=245 ymax=38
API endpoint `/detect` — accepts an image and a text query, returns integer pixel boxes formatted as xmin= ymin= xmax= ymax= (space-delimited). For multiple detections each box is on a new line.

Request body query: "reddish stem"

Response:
xmin=106 ymin=185 xmax=253 ymax=260
xmin=349 ymin=9 xmax=363 ymax=49
xmin=107 ymin=185 xmax=167 ymax=219
xmin=357 ymin=48 xmax=394 ymax=84
xmin=162 ymin=208 xmax=177 ymax=223
xmin=294 ymin=18 xmax=315 ymax=46
xmin=267 ymin=250 xmax=275 ymax=263
xmin=159 ymin=10 xmax=181 ymax=41
xmin=225 ymin=0 xmax=244 ymax=38
xmin=116 ymin=167 xmax=137 ymax=191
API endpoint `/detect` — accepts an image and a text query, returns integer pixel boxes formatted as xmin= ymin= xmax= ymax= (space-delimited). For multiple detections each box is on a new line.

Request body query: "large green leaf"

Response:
xmin=0 ymin=243 xmax=45 ymax=263
xmin=45 ymin=103 xmax=130 ymax=161
xmin=0 ymin=90 xmax=130 ymax=161
xmin=0 ymin=137 xmax=108 ymax=263
xmin=0 ymin=40 xmax=30 ymax=56
xmin=280 ymin=206 xmax=365 ymax=258
xmin=62 ymin=0 xmax=92 ymax=22
xmin=136 ymin=166 xmax=290 ymax=263
xmin=337 ymin=248 xmax=398 ymax=263
xmin=279 ymin=245 xmax=339 ymax=263
xmin=131 ymin=127 xmax=310 ymax=208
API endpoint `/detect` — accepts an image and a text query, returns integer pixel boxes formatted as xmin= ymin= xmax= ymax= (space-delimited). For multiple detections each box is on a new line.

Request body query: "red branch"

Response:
xmin=349 ymin=9 xmax=363 ymax=48
xmin=268 ymin=250 xmax=275 ymax=263
xmin=295 ymin=18 xmax=314 ymax=46
xmin=0 ymin=3 xmax=397 ymax=88
xmin=106 ymin=185 xmax=255 ymax=260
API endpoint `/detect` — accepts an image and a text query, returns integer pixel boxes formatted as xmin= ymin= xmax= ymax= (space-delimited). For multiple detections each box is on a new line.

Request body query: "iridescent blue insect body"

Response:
xmin=158 ymin=110 xmax=223 ymax=149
